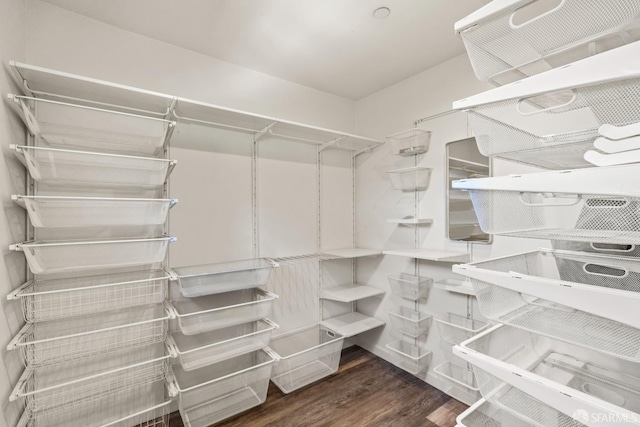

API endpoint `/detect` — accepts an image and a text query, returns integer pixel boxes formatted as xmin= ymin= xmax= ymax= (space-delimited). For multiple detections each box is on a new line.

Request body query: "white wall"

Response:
xmin=24 ymin=0 xmax=355 ymax=132
xmin=352 ymin=53 xmax=546 ymax=403
xmin=0 ymin=1 xmax=27 ymax=426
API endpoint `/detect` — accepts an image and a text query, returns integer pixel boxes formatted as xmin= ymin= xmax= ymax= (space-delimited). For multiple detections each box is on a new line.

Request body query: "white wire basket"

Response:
xmin=455 ymin=323 xmax=640 ymax=425
xmin=11 ymin=237 xmax=175 ymax=275
xmin=17 ymin=380 xmax=171 ymax=427
xmin=434 ymin=361 xmax=480 ymax=396
xmin=169 ymin=318 xmax=278 ymax=371
xmin=172 ymin=258 xmax=274 ymax=298
xmin=386 ymin=129 xmax=432 ymax=156
xmin=170 ymin=349 xmax=276 ymax=427
xmin=387 ymin=273 xmax=433 ymax=300
xmin=385 ymin=340 xmax=432 ymax=375
xmin=8 ymin=303 xmax=170 ymax=367
xmin=170 ymin=288 xmax=278 ymax=335
xmin=8 ymin=270 xmax=169 ymax=323
xmin=456 ymin=0 xmax=640 ymax=85
xmin=453 ymin=41 xmax=640 ymax=169
xmin=387 ymin=307 xmax=432 ymax=338
xmin=10 ymin=94 xmax=174 ymax=156
xmin=453 ymin=165 xmax=640 ymax=244
xmin=268 ymin=324 xmax=344 ymax=394
xmin=11 ymin=343 xmax=171 ymax=416
xmin=386 ymin=167 xmax=432 ymax=191
xmin=454 ymin=249 xmax=640 ymax=361
xmin=12 ymin=195 xmax=177 ymax=228
xmin=11 ymin=145 xmax=176 ymax=188
xmin=435 ymin=312 xmax=489 ymax=345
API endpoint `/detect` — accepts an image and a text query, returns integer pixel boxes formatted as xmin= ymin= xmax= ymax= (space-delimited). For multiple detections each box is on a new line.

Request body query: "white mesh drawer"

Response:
xmin=454 ymin=249 xmax=640 ymax=362
xmin=387 ymin=273 xmax=432 ymax=300
xmin=453 ymin=164 xmax=640 ymax=244
xmin=385 ymin=340 xmax=432 ymax=375
xmin=434 ymin=361 xmax=479 ymax=396
xmin=268 ymin=325 xmax=344 ymax=394
xmin=435 ymin=312 xmax=489 ymax=346
xmin=453 ymin=41 xmax=640 ymax=169
xmin=172 ymin=258 xmax=273 ymax=298
xmin=456 ymin=0 xmax=640 ymax=85
xmin=455 ymin=324 xmax=640 ymax=425
xmin=387 ymin=308 xmax=432 ymax=338
xmin=171 ymin=350 xmax=275 ymax=427
xmin=170 ymin=319 xmax=277 ymax=371
xmin=386 ymin=167 xmax=432 ymax=191
xmin=171 ymin=289 xmax=278 ymax=335
xmin=386 ymin=129 xmax=431 ymax=156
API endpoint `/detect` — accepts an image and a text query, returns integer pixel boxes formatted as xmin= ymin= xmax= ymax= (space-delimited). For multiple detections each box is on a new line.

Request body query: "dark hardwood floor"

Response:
xmin=169 ymin=346 xmax=468 ymax=427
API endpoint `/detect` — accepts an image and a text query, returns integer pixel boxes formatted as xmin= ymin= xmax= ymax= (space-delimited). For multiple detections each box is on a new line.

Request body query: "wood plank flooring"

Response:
xmin=169 ymin=346 xmax=468 ymax=427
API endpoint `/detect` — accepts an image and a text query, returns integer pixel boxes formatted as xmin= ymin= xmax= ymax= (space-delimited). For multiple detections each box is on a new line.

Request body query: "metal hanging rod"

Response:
xmin=414 ymin=109 xmax=459 ymax=127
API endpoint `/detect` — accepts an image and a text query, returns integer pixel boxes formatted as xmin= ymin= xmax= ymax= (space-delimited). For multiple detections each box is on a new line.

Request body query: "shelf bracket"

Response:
xmin=253 ymin=121 xmax=278 ymax=143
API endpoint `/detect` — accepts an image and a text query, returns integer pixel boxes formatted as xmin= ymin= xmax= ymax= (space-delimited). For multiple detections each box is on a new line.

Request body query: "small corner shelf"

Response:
xmin=321 ymin=248 xmax=381 ymax=258
xmin=383 ymin=249 xmax=469 ymax=263
xmin=434 ymin=278 xmax=476 ymax=296
xmin=320 ymin=312 xmax=385 ymax=337
xmin=386 ymin=217 xmax=433 ymax=227
xmin=320 ymin=284 xmax=384 ymax=303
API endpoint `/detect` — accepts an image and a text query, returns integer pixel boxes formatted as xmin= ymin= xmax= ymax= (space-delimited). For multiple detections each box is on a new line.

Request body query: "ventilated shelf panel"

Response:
xmin=11 ymin=236 xmax=175 ymax=275
xmin=12 ymin=195 xmax=176 ymax=228
xmin=386 ymin=129 xmax=431 ymax=156
xmin=11 ymin=344 xmax=170 ymax=416
xmin=320 ymin=284 xmax=384 ymax=302
xmin=456 ymin=0 xmax=640 ymax=85
xmin=386 ymin=341 xmax=432 ymax=375
xmin=12 ymin=145 xmax=176 ymax=188
xmin=8 ymin=270 xmax=169 ymax=323
xmin=172 ymin=258 xmax=273 ymax=298
xmin=9 ymin=94 xmax=174 ymax=155
xmin=8 ymin=304 xmax=169 ymax=367
xmin=453 ymin=164 xmax=640 ymax=244
xmin=435 ymin=313 xmax=489 ymax=346
xmin=169 ymin=319 xmax=277 ymax=371
xmin=170 ymin=289 xmax=278 ymax=335
xmin=268 ymin=325 xmax=344 ymax=394
xmin=454 ymin=41 xmax=640 ymax=169
xmin=387 ymin=167 xmax=432 ymax=191
xmin=456 ymin=323 xmax=640 ymax=425
xmin=320 ymin=312 xmax=385 ymax=337
xmin=170 ymin=350 xmax=275 ymax=427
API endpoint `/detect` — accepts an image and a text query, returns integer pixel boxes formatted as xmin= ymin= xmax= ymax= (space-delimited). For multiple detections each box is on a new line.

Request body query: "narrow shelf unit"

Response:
xmin=320 ymin=312 xmax=385 ymax=338
xmin=320 ymin=284 xmax=385 ymax=303
xmin=383 ymin=248 xmax=470 ymax=263
xmin=321 ymin=248 xmax=381 ymax=258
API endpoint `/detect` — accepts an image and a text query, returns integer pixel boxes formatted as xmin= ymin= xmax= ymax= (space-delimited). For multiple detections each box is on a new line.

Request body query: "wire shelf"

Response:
xmin=9 ymin=270 xmax=169 ymax=323
xmin=9 ymin=304 xmax=169 ymax=367
xmin=457 ymin=324 xmax=640 ymax=424
xmin=13 ymin=344 xmax=170 ymax=416
xmin=456 ymin=0 xmax=640 ymax=85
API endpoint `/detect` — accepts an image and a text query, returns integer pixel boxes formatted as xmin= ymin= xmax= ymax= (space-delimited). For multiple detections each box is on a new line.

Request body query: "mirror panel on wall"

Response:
xmin=445 ymin=137 xmax=491 ymax=244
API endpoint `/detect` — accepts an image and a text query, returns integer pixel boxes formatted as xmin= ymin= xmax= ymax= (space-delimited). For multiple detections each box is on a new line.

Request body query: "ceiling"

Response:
xmin=41 ymin=0 xmax=491 ymax=100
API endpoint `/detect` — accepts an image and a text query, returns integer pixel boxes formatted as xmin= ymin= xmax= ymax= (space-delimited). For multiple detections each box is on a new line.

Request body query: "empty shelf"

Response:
xmin=386 ymin=217 xmax=433 ymax=226
xmin=383 ymin=248 xmax=470 ymax=262
xmin=12 ymin=195 xmax=177 ymax=228
xmin=10 ymin=94 xmax=174 ymax=155
xmin=321 ymin=248 xmax=381 ymax=258
xmin=12 ymin=145 xmax=176 ymax=188
xmin=320 ymin=312 xmax=385 ymax=337
xmin=434 ymin=278 xmax=475 ymax=296
xmin=320 ymin=284 xmax=384 ymax=302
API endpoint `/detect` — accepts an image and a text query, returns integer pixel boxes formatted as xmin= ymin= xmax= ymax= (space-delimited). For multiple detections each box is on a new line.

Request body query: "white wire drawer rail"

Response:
xmin=168 ymin=319 xmax=278 ymax=371
xmin=456 ymin=0 xmax=640 ymax=85
xmin=17 ymin=380 xmax=172 ymax=427
xmin=11 ymin=343 xmax=174 ymax=416
xmin=455 ymin=323 xmax=640 ymax=427
xmin=10 ymin=236 xmax=175 ymax=275
xmin=268 ymin=324 xmax=344 ymax=394
xmin=11 ymin=145 xmax=176 ymax=188
xmin=454 ymin=248 xmax=640 ymax=329
xmin=8 ymin=303 xmax=171 ymax=367
xmin=452 ymin=164 xmax=640 ymax=244
xmin=168 ymin=349 xmax=276 ymax=427
xmin=8 ymin=94 xmax=175 ymax=156
xmin=170 ymin=288 xmax=278 ymax=335
xmin=8 ymin=270 xmax=170 ymax=323
xmin=453 ymin=40 xmax=640 ymax=169
xmin=171 ymin=258 xmax=275 ymax=298
xmin=12 ymin=195 xmax=177 ymax=228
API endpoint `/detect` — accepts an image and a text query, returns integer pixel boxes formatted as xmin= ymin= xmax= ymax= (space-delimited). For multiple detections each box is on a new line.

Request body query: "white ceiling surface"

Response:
xmin=40 ymin=0 xmax=491 ymax=100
